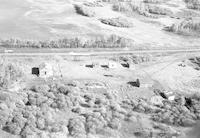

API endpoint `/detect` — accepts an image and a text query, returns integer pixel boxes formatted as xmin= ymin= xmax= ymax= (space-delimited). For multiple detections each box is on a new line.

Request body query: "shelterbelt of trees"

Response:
xmin=0 ymin=35 xmax=134 ymax=48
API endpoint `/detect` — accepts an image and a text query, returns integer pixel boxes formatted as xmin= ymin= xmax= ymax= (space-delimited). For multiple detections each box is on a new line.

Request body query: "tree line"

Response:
xmin=0 ymin=35 xmax=134 ymax=48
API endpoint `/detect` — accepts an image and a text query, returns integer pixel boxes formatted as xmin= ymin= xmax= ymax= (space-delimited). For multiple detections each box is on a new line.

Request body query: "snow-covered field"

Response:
xmin=0 ymin=0 xmax=200 ymax=48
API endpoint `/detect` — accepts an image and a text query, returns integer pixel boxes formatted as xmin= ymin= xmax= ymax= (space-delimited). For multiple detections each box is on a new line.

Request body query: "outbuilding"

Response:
xmin=32 ymin=67 xmax=40 ymax=76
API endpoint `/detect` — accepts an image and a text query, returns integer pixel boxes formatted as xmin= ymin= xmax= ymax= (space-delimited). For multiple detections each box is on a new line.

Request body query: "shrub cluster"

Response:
xmin=143 ymin=0 xmax=163 ymax=3
xmin=102 ymin=0 xmax=131 ymax=2
xmin=147 ymin=5 xmax=173 ymax=15
xmin=112 ymin=2 xmax=158 ymax=18
xmin=112 ymin=2 xmax=146 ymax=13
xmin=99 ymin=17 xmax=134 ymax=28
xmin=165 ymin=18 xmax=200 ymax=35
xmin=175 ymin=9 xmax=200 ymax=18
xmin=0 ymin=63 xmax=23 ymax=88
xmin=83 ymin=1 xmax=104 ymax=7
xmin=112 ymin=1 xmax=172 ymax=18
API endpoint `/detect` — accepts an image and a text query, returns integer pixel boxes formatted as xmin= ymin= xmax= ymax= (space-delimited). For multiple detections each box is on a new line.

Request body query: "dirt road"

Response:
xmin=1 ymin=48 xmax=200 ymax=56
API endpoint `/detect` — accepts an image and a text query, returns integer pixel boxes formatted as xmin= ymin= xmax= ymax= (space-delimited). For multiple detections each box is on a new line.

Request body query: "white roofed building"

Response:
xmin=38 ymin=63 xmax=53 ymax=78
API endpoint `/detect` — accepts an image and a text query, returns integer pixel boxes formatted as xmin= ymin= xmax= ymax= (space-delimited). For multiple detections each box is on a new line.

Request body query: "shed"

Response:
xmin=32 ymin=67 xmax=39 ymax=76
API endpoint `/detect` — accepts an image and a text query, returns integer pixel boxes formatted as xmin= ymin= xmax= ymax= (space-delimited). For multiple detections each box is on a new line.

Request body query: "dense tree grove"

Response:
xmin=184 ymin=0 xmax=200 ymax=10
xmin=74 ymin=4 xmax=96 ymax=17
xmin=0 ymin=63 xmax=23 ymax=88
xmin=0 ymin=35 xmax=134 ymax=48
xmin=165 ymin=18 xmax=200 ymax=36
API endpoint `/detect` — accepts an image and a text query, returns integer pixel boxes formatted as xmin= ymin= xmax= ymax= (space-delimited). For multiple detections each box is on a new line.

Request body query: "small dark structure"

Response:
xmin=121 ymin=63 xmax=130 ymax=68
xmin=104 ymin=74 xmax=114 ymax=77
xmin=136 ymin=79 xmax=140 ymax=87
xmin=85 ymin=64 xmax=95 ymax=68
xmin=32 ymin=67 xmax=39 ymax=76
xmin=185 ymin=97 xmax=192 ymax=107
xmin=159 ymin=92 xmax=167 ymax=99
xmin=101 ymin=65 xmax=109 ymax=68
xmin=128 ymin=79 xmax=140 ymax=87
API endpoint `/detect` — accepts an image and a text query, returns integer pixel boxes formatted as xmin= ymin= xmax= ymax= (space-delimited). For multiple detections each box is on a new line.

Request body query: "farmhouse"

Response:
xmin=32 ymin=63 xmax=53 ymax=78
